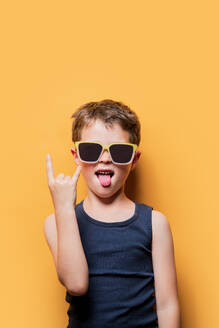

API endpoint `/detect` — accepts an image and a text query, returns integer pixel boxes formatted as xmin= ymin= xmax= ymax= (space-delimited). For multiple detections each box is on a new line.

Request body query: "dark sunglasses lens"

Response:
xmin=110 ymin=144 xmax=133 ymax=163
xmin=78 ymin=143 xmax=102 ymax=162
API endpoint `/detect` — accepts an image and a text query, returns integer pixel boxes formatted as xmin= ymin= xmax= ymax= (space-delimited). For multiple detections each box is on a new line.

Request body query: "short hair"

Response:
xmin=70 ymin=99 xmax=141 ymax=145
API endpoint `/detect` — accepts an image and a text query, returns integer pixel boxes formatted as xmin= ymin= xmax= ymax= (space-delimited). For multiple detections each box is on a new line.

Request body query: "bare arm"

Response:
xmin=152 ymin=210 xmax=181 ymax=328
xmin=44 ymin=154 xmax=89 ymax=296
xmin=44 ymin=210 xmax=89 ymax=296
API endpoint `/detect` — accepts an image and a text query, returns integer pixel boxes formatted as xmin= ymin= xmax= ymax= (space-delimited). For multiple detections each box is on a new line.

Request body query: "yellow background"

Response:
xmin=1 ymin=1 xmax=218 ymax=327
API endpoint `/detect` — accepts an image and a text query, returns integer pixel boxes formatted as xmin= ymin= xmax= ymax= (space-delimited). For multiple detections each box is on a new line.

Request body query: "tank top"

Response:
xmin=65 ymin=200 xmax=158 ymax=328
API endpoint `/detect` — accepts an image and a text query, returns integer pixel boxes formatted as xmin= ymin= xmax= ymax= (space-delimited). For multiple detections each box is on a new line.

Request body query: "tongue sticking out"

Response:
xmin=97 ymin=174 xmax=111 ymax=187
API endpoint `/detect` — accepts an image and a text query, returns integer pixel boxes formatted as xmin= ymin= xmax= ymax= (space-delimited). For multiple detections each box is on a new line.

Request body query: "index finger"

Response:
xmin=46 ymin=154 xmax=55 ymax=185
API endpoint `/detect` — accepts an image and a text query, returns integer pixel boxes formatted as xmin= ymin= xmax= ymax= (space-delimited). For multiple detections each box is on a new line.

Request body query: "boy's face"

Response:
xmin=71 ymin=119 xmax=141 ymax=199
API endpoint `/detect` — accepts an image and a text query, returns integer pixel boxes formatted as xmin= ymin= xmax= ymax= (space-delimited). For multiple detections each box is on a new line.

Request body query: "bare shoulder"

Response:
xmin=151 ymin=209 xmax=171 ymax=236
xmin=152 ymin=209 xmax=169 ymax=223
xmin=151 ymin=209 xmax=174 ymax=251
xmin=151 ymin=209 xmax=175 ymax=261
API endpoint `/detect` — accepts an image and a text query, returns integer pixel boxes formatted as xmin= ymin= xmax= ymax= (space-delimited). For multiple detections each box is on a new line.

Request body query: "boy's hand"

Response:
xmin=46 ymin=154 xmax=82 ymax=210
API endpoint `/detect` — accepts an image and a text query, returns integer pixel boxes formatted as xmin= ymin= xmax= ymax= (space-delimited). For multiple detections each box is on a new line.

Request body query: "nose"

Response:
xmin=99 ymin=149 xmax=112 ymax=163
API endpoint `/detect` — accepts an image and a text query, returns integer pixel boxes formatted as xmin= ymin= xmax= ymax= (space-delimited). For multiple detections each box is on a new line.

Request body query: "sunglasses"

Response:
xmin=74 ymin=141 xmax=138 ymax=165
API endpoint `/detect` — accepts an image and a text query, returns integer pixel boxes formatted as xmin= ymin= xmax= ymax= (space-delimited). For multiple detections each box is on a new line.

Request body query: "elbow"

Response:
xmin=157 ymin=298 xmax=180 ymax=311
xmin=67 ymin=280 xmax=89 ymax=296
xmin=58 ymin=274 xmax=89 ymax=296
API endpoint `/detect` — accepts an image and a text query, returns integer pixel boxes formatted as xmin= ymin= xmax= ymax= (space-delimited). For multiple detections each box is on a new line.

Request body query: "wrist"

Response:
xmin=54 ymin=202 xmax=75 ymax=215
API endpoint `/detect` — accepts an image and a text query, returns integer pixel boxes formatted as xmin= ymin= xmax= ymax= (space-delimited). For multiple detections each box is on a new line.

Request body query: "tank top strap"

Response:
xmin=138 ymin=202 xmax=153 ymax=226
xmin=137 ymin=202 xmax=153 ymax=250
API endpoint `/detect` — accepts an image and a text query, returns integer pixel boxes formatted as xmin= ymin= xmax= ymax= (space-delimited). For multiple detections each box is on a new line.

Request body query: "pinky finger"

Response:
xmin=72 ymin=165 xmax=82 ymax=183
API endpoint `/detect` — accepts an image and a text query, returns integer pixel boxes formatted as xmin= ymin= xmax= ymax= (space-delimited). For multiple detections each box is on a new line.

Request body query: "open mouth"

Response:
xmin=95 ymin=170 xmax=115 ymax=187
xmin=95 ymin=171 xmax=114 ymax=177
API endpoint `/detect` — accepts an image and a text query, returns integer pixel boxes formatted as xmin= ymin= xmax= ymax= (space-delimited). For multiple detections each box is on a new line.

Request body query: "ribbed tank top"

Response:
xmin=65 ymin=200 xmax=158 ymax=328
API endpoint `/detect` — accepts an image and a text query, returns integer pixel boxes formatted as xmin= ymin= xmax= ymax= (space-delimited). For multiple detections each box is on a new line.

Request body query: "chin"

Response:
xmin=92 ymin=185 xmax=123 ymax=199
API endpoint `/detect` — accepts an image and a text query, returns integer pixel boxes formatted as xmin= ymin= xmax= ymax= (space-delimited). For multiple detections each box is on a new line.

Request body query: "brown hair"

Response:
xmin=70 ymin=99 xmax=141 ymax=145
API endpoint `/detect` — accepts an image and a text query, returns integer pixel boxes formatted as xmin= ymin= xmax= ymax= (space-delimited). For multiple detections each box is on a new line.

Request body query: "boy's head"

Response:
xmin=70 ymin=99 xmax=141 ymax=145
xmin=70 ymin=99 xmax=141 ymax=198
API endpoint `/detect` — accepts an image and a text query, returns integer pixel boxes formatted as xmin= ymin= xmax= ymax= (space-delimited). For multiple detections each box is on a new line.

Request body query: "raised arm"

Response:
xmin=152 ymin=210 xmax=181 ymax=328
xmin=44 ymin=153 xmax=89 ymax=296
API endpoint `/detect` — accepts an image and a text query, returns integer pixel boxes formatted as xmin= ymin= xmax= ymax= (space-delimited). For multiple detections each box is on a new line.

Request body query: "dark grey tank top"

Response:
xmin=65 ymin=200 xmax=158 ymax=328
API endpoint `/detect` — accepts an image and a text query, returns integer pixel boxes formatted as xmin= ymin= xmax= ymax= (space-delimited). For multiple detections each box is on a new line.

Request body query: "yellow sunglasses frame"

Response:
xmin=74 ymin=141 xmax=138 ymax=165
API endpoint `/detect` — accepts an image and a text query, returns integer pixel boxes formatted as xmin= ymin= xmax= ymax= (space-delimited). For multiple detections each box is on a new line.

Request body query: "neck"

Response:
xmin=84 ymin=187 xmax=131 ymax=211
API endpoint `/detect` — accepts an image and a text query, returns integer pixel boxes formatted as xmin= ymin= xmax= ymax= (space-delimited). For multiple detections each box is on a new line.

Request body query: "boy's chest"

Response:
xmin=79 ymin=225 xmax=153 ymax=274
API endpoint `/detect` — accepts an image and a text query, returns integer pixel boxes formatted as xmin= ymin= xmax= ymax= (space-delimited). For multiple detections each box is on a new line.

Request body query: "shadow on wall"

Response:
xmin=125 ymin=168 xmax=141 ymax=202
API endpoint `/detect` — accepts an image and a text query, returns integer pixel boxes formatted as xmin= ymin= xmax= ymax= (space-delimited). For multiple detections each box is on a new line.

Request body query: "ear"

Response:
xmin=130 ymin=151 xmax=141 ymax=171
xmin=70 ymin=147 xmax=80 ymax=166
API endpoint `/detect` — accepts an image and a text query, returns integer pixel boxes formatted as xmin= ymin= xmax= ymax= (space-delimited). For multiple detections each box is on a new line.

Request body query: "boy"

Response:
xmin=44 ymin=99 xmax=181 ymax=327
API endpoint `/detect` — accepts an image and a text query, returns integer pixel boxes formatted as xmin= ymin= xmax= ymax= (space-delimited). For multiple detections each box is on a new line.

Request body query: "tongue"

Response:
xmin=97 ymin=174 xmax=111 ymax=187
